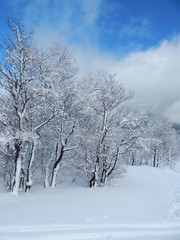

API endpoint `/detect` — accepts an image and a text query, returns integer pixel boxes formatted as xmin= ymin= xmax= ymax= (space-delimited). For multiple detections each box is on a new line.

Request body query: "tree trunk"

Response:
xmin=12 ymin=140 xmax=22 ymax=195
xmin=25 ymin=140 xmax=37 ymax=192
xmin=50 ymin=125 xmax=75 ymax=187
xmin=19 ymin=168 xmax=25 ymax=191
xmin=44 ymin=154 xmax=53 ymax=188
xmin=132 ymin=154 xmax=135 ymax=166
xmin=89 ymin=160 xmax=99 ymax=187
xmin=50 ymin=144 xmax=65 ymax=187
xmin=107 ymin=147 xmax=119 ymax=179
xmin=153 ymin=148 xmax=157 ymax=167
xmin=156 ymin=154 xmax=159 ymax=168
xmin=100 ymin=162 xmax=108 ymax=186
xmin=89 ymin=172 xmax=95 ymax=187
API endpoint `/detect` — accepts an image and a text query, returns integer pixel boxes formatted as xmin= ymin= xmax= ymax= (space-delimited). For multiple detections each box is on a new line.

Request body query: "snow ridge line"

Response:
xmin=0 ymin=223 xmax=180 ymax=233
xmin=1 ymin=224 xmax=180 ymax=240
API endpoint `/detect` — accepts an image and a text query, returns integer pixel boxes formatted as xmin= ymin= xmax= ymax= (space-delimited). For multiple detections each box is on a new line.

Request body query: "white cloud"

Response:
xmin=21 ymin=0 xmax=101 ymax=47
xmin=74 ymin=36 xmax=180 ymax=123
xmin=33 ymin=27 xmax=60 ymax=49
xmin=74 ymin=46 xmax=116 ymax=77
xmin=166 ymin=101 xmax=180 ymax=124
xmin=113 ymin=36 xmax=180 ymax=122
xmin=81 ymin=0 xmax=100 ymax=25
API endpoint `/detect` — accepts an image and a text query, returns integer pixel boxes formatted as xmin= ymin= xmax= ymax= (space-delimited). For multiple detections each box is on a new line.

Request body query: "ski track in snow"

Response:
xmin=168 ymin=175 xmax=180 ymax=221
xmin=0 ymin=223 xmax=180 ymax=240
xmin=169 ymin=192 xmax=180 ymax=221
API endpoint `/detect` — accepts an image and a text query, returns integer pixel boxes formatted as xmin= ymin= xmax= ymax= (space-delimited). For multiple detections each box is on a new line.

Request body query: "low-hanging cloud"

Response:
xmin=112 ymin=36 xmax=180 ymax=121
xmin=75 ymin=36 xmax=180 ymax=124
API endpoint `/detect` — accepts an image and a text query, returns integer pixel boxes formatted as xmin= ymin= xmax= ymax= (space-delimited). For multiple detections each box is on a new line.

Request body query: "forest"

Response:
xmin=0 ymin=17 xmax=180 ymax=195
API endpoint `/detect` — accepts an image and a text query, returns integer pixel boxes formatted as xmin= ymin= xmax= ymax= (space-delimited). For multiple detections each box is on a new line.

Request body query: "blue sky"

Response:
xmin=0 ymin=0 xmax=180 ymax=57
xmin=0 ymin=0 xmax=180 ymax=123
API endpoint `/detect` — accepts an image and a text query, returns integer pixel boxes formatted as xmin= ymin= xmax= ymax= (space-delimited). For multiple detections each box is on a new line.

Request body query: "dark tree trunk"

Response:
xmin=25 ymin=141 xmax=36 ymax=192
xmin=100 ymin=163 xmax=107 ymax=185
xmin=132 ymin=155 xmax=135 ymax=166
xmin=89 ymin=172 xmax=95 ymax=187
xmin=11 ymin=139 xmax=22 ymax=192
xmin=50 ymin=125 xmax=75 ymax=187
xmin=50 ymin=143 xmax=65 ymax=187
xmin=153 ymin=148 xmax=157 ymax=167
xmin=107 ymin=147 xmax=119 ymax=178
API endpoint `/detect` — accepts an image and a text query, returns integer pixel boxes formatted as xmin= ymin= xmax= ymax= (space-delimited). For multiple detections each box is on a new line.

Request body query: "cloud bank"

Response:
xmin=75 ymin=36 xmax=180 ymax=124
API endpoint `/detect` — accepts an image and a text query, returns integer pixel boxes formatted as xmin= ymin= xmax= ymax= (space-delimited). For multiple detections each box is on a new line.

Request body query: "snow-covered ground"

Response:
xmin=0 ymin=166 xmax=180 ymax=239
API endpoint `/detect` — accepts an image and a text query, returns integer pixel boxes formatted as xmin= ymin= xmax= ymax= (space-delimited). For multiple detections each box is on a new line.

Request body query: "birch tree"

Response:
xmin=0 ymin=17 xmax=55 ymax=194
xmin=77 ymin=70 xmax=137 ymax=187
xmin=36 ymin=43 xmax=79 ymax=187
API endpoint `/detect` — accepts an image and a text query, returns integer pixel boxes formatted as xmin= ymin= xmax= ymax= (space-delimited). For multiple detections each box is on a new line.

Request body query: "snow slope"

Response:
xmin=0 ymin=166 xmax=180 ymax=239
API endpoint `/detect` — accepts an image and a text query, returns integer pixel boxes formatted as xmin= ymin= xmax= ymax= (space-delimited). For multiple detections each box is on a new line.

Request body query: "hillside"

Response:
xmin=0 ymin=166 xmax=180 ymax=239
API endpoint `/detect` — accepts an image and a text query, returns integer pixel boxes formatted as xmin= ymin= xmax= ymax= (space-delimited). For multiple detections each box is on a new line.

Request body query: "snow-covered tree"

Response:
xmin=124 ymin=113 xmax=180 ymax=169
xmin=36 ymin=43 xmax=79 ymax=188
xmin=0 ymin=17 xmax=55 ymax=194
xmin=75 ymin=70 xmax=141 ymax=187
